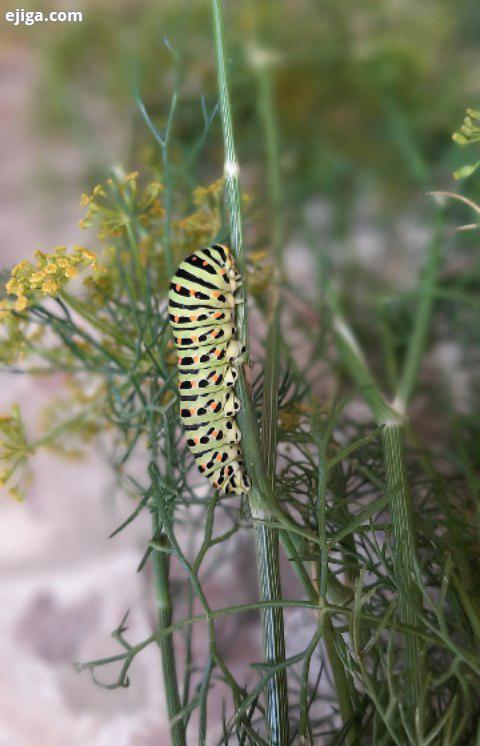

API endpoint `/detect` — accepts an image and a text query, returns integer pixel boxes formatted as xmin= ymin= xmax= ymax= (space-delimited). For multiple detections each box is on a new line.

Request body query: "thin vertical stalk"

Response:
xmin=254 ymin=51 xmax=290 ymax=746
xmin=152 ymin=535 xmax=186 ymax=746
xmin=135 ymin=89 xmax=184 ymax=744
xmin=211 ymin=0 xmax=247 ymax=346
xmin=255 ymin=55 xmax=283 ymax=480
xmin=211 ymin=2 xmax=289 ymax=742
xmin=381 ymin=422 xmax=422 ymax=698
xmin=254 ymin=39 xmax=360 ymax=739
xmin=313 ymin=436 xmax=358 ymax=743
xmin=329 ymin=302 xmax=423 ymax=699
xmin=330 ymin=210 xmax=444 ymax=703
xmin=394 ymin=214 xmax=443 ymax=415
xmin=151 ymin=412 xmax=185 ymax=746
xmin=135 ymin=88 xmax=178 ymax=279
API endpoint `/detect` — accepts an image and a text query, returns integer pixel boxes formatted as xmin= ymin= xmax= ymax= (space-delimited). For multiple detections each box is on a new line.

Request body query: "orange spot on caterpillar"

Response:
xmin=210 ymin=402 xmax=217 ymax=410
xmin=190 ymin=408 xmax=196 ymax=416
xmin=203 ymin=260 xmax=208 ymax=267
xmin=176 ymin=284 xmax=181 ymax=292
xmin=194 ymin=437 xmax=199 ymax=444
xmin=212 ymin=374 xmax=219 ymax=382
xmin=192 ymin=256 xmax=198 ymax=261
xmin=214 ymin=312 xmax=222 ymax=318
xmin=190 ymin=289 xmax=196 ymax=297
xmin=216 ymin=454 xmax=222 ymax=462
xmin=190 ymin=315 xmax=196 ymax=321
xmin=212 ymin=291 xmax=219 ymax=298
xmin=194 ymin=356 xmax=199 ymax=363
xmin=174 ymin=315 xmax=179 ymax=322
xmin=214 ymin=349 xmax=221 ymax=358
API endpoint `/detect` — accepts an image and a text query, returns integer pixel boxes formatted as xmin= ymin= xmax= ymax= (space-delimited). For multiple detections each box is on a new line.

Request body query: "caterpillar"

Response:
xmin=168 ymin=243 xmax=250 ymax=495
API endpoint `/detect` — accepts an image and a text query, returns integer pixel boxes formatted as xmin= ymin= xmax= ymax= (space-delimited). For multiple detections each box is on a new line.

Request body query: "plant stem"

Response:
xmin=314 ymin=437 xmax=358 ymax=742
xmin=254 ymin=516 xmax=289 ymax=744
xmin=152 ymin=535 xmax=186 ymax=746
xmin=211 ymin=0 xmax=247 ymax=346
xmin=381 ymin=422 xmax=423 ymax=696
xmin=150 ymin=411 xmax=185 ymax=746
xmin=395 ymin=213 xmax=443 ymax=414
xmin=329 ymin=302 xmax=424 ymax=699
xmin=255 ymin=51 xmax=283 ymax=482
xmin=211 ymin=2 xmax=289 ymax=741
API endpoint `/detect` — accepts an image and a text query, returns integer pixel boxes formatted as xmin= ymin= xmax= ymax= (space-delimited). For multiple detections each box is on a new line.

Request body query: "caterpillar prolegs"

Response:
xmin=168 ymin=244 xmax=250 ymax=495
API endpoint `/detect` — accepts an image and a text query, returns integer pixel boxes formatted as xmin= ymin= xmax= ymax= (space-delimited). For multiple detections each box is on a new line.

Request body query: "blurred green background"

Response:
xmin=3 ymin=0 xmax=480 ymax=285
xmin=4 ymin=0 xmax=480 ymax=206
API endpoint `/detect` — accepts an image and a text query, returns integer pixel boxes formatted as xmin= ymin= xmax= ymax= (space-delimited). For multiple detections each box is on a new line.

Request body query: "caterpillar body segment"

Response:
xmin=169 ymin=308 xmax=233 ymax=330
xmin=175 ymin=340 xmax=243 ymax=370
xmin=178 ymin=364 xmax=238 ymax=394
xmin=179 ymin=390 xmax=240 ymax=425
xmin=185 ymin=417 xmax=242 ymax=454
xmin=209 ymin=459 xmax=248 ymax=493
xmin=168 ymin=244 xmax=250 ymax=495
xmin=195 ymin=445 xmax=244 ymax=477
xmin=172 ymin=322 xmax=236 ymax=349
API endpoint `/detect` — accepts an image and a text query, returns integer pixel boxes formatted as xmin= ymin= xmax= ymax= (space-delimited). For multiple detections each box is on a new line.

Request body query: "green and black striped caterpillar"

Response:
xmin=168 ymin=244 xmax=250 ymax=495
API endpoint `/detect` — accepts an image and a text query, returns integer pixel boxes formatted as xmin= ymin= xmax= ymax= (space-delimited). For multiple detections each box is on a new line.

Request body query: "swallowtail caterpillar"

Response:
xmin=168 ymin=244 xmax=250 ymax=495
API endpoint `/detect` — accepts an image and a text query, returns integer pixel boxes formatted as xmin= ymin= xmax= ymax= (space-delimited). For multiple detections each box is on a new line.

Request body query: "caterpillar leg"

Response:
xmin=226 ymin=339 xmax=243 ymax=361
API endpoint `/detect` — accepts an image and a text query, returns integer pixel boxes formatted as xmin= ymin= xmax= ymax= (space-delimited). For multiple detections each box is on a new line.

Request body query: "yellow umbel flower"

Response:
xmin=79 ymin=171 xmax=165 ymax=240
xmin=3 ymin=245 xmax=100 ymax=312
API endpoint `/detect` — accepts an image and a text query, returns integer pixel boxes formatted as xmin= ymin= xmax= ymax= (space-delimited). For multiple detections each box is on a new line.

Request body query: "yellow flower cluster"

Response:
xmin=80 ymin=171 xmax=165 ymax=240
xmin=4 ymin=245 xmax=98 ymax=312
xmin=0 ymin=405 xmax=32 ymax=502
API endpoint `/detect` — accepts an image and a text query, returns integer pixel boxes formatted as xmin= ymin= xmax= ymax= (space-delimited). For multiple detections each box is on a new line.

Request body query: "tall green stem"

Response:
xmin=381 ymin=422 xmax=422 ymax=698
xmin=153 ymin=535 xmax=186 ymax=746
xmin=395 ymin=216 xmax=443 ymax=414
xmin=211 ymin=2 xmax=289 ymax=742
xmin=330 ymin=212 xmax=444 ymax=706
xmin=151 ymin=413 xmax=185 ymax=746
xmin=313 ymin=437 xmax=358 ymax=743
xmin=329 ymin=299 xmax=422 ymax=688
